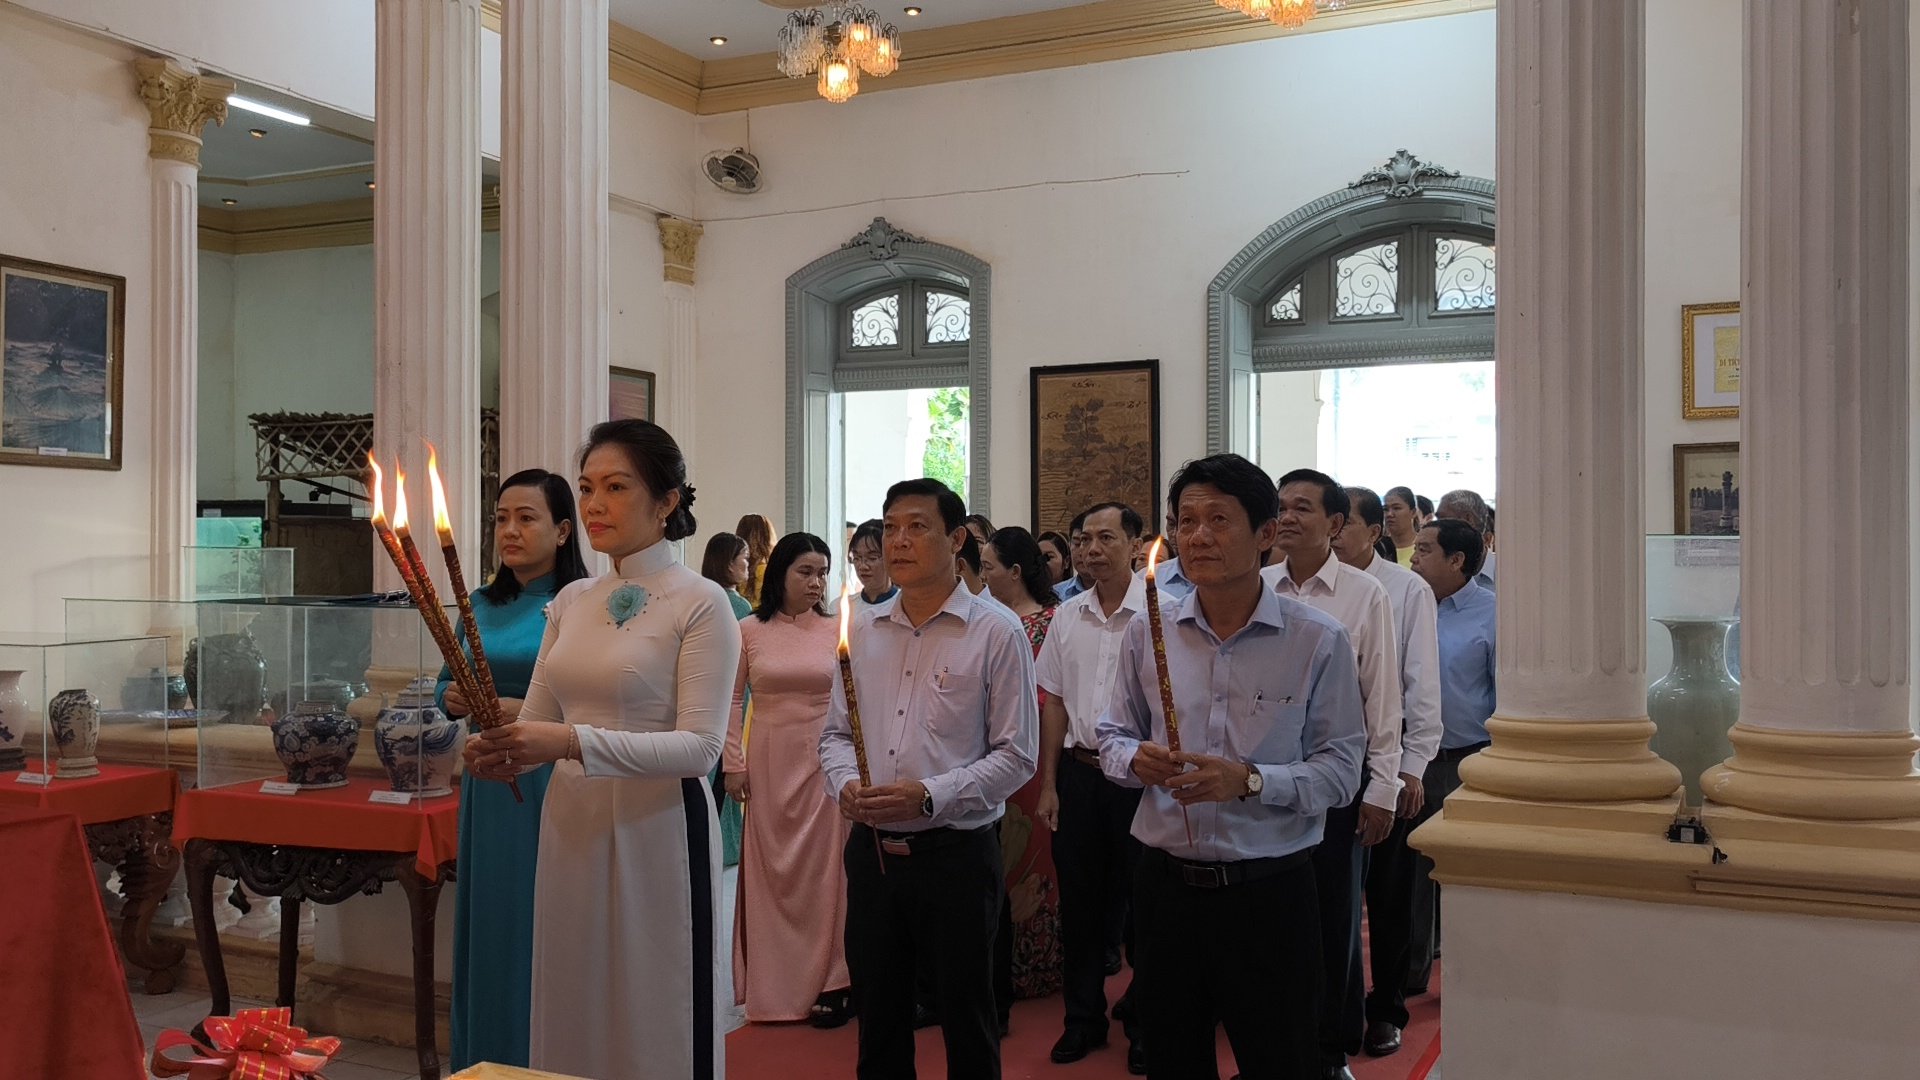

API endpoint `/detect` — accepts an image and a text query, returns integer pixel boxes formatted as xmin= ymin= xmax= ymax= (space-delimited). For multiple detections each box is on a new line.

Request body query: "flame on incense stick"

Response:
xmin=1146 ymin=536 xmax=1165 ymax=580
xmin=392 ymin=468 xmax=412 ymax=535
xmin=426 ymin=441 xmax=454 ymax=541
xmin=837 ymin=578 xmax=854 ymax=657
xmin=368 ymin=455 xmax=386 ymax=524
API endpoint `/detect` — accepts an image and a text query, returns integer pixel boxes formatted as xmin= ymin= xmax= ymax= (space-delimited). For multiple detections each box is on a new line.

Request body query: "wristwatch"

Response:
xmin=1241 ymin=765 xmax=1264 ymax=801
xmin=920 ymin=787 xmax=935 ymax=818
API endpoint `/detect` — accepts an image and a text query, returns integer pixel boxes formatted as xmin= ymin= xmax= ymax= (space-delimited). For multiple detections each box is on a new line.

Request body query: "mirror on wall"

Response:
xmin=195 ymin=82 xmax=500 ymax=595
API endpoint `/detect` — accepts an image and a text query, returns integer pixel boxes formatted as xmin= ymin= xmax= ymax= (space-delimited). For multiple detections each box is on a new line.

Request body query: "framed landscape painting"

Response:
xmin=0 ymin=254 xmax=124 ymax=470
xmin=1682 ymin=301 xmax=1739 ymax=420
xmin=609 ymin=366 xmax=655 ymax=422
xmin=1030 ymin=360 xmax=1161 ymax=537
xmin=1673 ymin=441 xmax=1739 ymax=536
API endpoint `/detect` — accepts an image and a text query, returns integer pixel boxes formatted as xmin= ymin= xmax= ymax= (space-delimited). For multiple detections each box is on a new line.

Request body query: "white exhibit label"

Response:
xmin=15 ymin=772 xmax=51 ymax=786
xmin=258 ymin=781 xmax=302 ymax=796
xmin=367 ymin=790 xmax=414 ymax=805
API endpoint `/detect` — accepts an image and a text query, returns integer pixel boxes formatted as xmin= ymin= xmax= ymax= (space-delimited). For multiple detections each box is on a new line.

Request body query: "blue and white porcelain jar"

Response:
xmin=48 ymin=688 xmax=100 ymax=779
xmin=271 ymin=700 xmax=361 ymax=789
xmin=374 ymin=676 xmax=460 ymax=798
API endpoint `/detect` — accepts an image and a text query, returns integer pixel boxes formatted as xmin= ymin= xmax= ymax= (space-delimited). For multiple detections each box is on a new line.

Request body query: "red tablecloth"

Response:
xmin=0 ymin=804 xmax=146 ymax=1079
xmin=0 ymin=762 xmax=176 ymax=825
xmin=172 ymin=778 xmax=460 ymax=880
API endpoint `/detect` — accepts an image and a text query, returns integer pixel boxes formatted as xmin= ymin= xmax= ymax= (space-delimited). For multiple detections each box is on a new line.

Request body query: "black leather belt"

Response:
xmin=1152 ymin=846 xmax=1310 ymax=890
xmin=1066 ymin=746 xmax=1100 ymax=768
xmin=1435 ymin=741 xmax=1490 ymax=763
xmin=868 ymin=823 xmax=993 ymax=857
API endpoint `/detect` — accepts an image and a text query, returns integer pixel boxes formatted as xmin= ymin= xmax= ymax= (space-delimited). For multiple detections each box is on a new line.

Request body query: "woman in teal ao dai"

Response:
xmin=436 ymin=469 xmax=589 ymax=1070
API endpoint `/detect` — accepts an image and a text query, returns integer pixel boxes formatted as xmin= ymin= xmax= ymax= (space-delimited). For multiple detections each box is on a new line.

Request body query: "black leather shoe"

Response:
xmin=1104 ymin=945 xmax=1124 ymax=975
xmin=998 ymin=1015 xmax=1011 ymax=1039
xmin=912 ymin=1002 xmax=938 ymax=1029
xmin=1325 ymin=1067 xmax=1356 ymax=1080
xmin=1364 ymin=1021 xmax=1402 ymax=1057
xmin=1050 ymin=1028 xmax=1108 ymax=1064
xmin=1127 ymin=1038 xmax=1147 ymax=1075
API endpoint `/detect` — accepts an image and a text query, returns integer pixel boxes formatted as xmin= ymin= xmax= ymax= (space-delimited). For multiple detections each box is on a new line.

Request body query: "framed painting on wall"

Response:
xmin=609 ymin=366 xmax=655 ymax=422
xmin=1673 ymin=441 xmax=1739 ymax=536
xmin=1681 ymin=301 xmax=1739 ymax=420
xmin=0 ymin=254 xmax=124 ymax=470
xmin=1030 ymin=360 xmax=1161 ymax=537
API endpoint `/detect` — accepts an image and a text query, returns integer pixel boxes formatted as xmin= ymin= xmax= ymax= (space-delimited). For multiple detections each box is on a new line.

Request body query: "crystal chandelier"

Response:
xmin=777 ymin=4 xmax=902 ymax=104
xmin=1214 ymin=0 xmax=1343 ymax=29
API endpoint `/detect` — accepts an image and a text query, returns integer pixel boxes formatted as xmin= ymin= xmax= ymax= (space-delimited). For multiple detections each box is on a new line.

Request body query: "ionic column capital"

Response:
xmin=658 ymin=216 xmax=703 ymax=285
xmin=133 ymin=58 xmax=233 ymax=168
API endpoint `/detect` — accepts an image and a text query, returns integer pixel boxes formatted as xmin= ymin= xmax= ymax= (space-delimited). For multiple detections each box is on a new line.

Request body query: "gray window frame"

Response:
xmin=786 ymin=218 xmax=992 ymax=534
xmin=1206 ymin=152 xmax=1494 ymax=454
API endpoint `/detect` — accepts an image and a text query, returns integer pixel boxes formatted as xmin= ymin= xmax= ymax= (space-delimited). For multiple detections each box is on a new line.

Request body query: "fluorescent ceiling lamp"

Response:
xmin=227 ymin=95 xmax=310 ymax=126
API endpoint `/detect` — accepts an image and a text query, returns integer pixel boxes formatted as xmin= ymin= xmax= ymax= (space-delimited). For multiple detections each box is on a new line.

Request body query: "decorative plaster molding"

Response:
xmin=1349 ymin=148 xmax=1460 ymax=198
xmin=1458 ymin=717 xmax=1681 ymax=803
xmin=133 ymin=58 xmax=233 ymax=167
xmin=198 ymin=191 xmax=502 ymax=255
xmin=658 ymin=216 xmax=704 ymax=285
xmin=842 ymin=217 xmax=927 ymax=260
xmin=1702 ymin=726 xmax=1920 ymax=821
xmin=608 ymin=21 xmax=703 ymax=113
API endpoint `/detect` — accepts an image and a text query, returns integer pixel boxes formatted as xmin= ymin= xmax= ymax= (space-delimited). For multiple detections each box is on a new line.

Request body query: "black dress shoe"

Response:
xmin=1364 ymin=1020 xmax=1403 ymax=1057
xmin=1050 ymin=1028 xmax=1109 ymax=1064
xmin=998 ymin=1015 xmax=1011 ymax=1039
xmin=913 ymin=1002 xmax=938 ymax=1029
xmin=1104 ymin=946 xmax=1124 ymax=976
xmin=1325 ymin=1067 xmax=1356 ymax=1080
xmin=1127 ymin=1037 xmax=1147 ymax=1075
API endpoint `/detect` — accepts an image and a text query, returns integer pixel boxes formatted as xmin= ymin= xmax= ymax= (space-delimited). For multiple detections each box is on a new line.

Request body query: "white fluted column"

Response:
xmin=134 ymin=59 xmax=231 ymax=600
xmin=1703 ymin=0 xmax=1919 ymax=819
xmin=499 ymin=0 xmax=609 ymax=477
xmin=372 ymin=0 xmax=482 ymax=587
xmin=659 ymin=216 xmax=702 ymax=450
xmin=1456 ymin=0 xmax=1678 ymax=802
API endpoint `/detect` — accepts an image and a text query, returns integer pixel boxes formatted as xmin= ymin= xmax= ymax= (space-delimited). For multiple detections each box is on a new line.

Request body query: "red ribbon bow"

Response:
xmin=150 ymin=1006 xmax=342 ymax=1080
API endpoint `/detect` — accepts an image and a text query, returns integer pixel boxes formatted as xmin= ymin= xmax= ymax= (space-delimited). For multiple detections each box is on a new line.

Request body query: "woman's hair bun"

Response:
xmin=665 ymin=483 xmax=698 ymax=541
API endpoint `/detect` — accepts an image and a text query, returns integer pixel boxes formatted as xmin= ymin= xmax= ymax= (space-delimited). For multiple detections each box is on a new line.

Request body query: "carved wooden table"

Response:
xmin=184 ymin=841 xmax=455 ymax=1080
xmin=0 ymin=762 xmax=184 ymax=992
xmin=171 ymin=781 xmax=461 ymax=1080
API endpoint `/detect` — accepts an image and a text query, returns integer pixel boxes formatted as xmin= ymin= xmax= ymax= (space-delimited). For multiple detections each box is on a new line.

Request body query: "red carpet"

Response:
xmin=725 ymin=949 xmax=1441 ymax=1079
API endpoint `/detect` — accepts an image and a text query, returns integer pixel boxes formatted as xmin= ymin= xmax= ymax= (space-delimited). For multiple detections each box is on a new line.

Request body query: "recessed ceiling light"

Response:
xmin=221 ymin=198 xmax=237 ymax=205
xmin=710 ymin=35 xmax=728 ymax=45
xmin=227 ymin=94 xmax=310 ymax=126
xmin=249 ymin=128 xmax=266 ymax=138
xmin=904 ymin=6 xmax=922 ymax=15
xmin=365 ymin=181 xmax=376 ymax=190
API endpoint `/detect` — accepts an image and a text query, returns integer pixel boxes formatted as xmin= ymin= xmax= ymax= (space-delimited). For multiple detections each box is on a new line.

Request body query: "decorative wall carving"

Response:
xmin=658 ymin=216 xmax=704 ymax=285
xmin=133 ymin=58 xmax=233 ymax=167
xmin=1350 ymin=148 xmax=1460 ymax=199
xmin=842 ymin=217 xmax=927 ymax=261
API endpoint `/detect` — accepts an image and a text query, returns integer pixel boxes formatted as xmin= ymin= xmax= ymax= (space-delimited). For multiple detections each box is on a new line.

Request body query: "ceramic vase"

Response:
xmin=374 ymin=676 xmax=461 ymax=798
xmin=0 ymin=670 xmax=26 ymax=772
xmin=48 ymin=688 xmax=101 ymax=779
xmin=184 ymin=630 xmax=270 ymax=721
xmin=270 ymin=700 xmax=360 ymax=789
xmin=1648 ymin=616 xmax=1741 ymax=808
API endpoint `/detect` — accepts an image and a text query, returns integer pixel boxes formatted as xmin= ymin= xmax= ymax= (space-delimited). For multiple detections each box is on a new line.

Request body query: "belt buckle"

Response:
xmin=1181 ymin=863 xmax=1228 ymax=889
xmin=880 ymin=836 xmax=913 ymax=857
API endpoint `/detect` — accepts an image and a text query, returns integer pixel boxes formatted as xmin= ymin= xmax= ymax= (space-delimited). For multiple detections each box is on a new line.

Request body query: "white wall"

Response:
xmin=686 ymin=12 xmax=1501 ymax=536
xmin=0 ymin=8 xmax=157 ymax=631
xmin=1446 ymin=886 xmax=1920 ymax=1080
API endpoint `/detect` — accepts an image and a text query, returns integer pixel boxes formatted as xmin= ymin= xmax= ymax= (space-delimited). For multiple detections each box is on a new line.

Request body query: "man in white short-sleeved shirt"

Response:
xmin=1033 ymin=502 xmax=1149 ymax=1072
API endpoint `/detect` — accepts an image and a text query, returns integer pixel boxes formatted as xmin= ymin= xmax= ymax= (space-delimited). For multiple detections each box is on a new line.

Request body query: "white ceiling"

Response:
xmin=611 ymin=0 xmax=1097 ymax=55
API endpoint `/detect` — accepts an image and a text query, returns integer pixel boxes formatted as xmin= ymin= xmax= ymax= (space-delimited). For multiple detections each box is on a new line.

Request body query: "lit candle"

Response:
xmin=836 ymin=579 xmax=873 ymax=787
xmin=427 ymin=443 xmax=499 ymax=709
xmin=1144 ymin=537 xmax=1183 ymax=755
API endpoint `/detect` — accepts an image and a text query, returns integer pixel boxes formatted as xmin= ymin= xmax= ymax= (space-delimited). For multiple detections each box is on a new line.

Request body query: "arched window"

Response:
xmin=1208 ymin=151 xmax=1495 ymax=498
xmin=787 ymin=219 xmax=992 ymax=552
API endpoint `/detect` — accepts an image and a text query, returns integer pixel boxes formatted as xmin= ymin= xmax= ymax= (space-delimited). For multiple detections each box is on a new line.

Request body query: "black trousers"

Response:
xmin=846 ymin=823 xmax=1004 ymax=1080
xmin=1311 ymin=795 xmax=1366 ymax=1067
xmin=1134 ymin=847 xmax=1321 ymax=1080
xmin=1054 ymin=753 xmax=1144 ymax=1038
xmin=1406 ymin=753 xmax=1470 ymax=993
xmin=1362 ymin=812 xmax=1420 ymax=1029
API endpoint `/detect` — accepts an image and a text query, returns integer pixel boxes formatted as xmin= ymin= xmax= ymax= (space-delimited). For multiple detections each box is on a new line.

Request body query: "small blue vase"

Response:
xmin=374 ymin=676 xmax=461 ymax=798
xmin=271 ymin=700 xmax=361 ymax=789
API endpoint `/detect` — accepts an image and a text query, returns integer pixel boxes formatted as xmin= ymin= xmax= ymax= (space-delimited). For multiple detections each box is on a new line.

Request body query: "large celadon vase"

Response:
xmin=1647 ymin=616 xmax=1740 ymax=808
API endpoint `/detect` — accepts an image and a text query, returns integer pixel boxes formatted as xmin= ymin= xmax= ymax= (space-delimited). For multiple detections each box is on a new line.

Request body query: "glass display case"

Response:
xmin=64 ymin=597 xmax=458 ymax=796
xmin=0 ymin=632 xmax=169 ymax=779
xmin=187 ymin=545 xmax=295 ymax=599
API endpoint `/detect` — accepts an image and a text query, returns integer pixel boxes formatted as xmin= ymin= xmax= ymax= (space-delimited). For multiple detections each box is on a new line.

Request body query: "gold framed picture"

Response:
xmin=1681 ymin=301 xmax=1739 ymax=420
xmin=1672 ymin=441 xmax=1739 ymax=536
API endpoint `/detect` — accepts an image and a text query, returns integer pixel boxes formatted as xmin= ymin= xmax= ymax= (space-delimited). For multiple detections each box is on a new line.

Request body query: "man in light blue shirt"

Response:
xmin=819 ymin=478 xmax=1038 ymax=1080
xmin=1097 ymin=453 xmax=1365 ymax=1079
xmin=1435 ymin=489 xmax=1497 ymax=593
xmin=1405 ymin=515 xmax=1496 ymax=998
